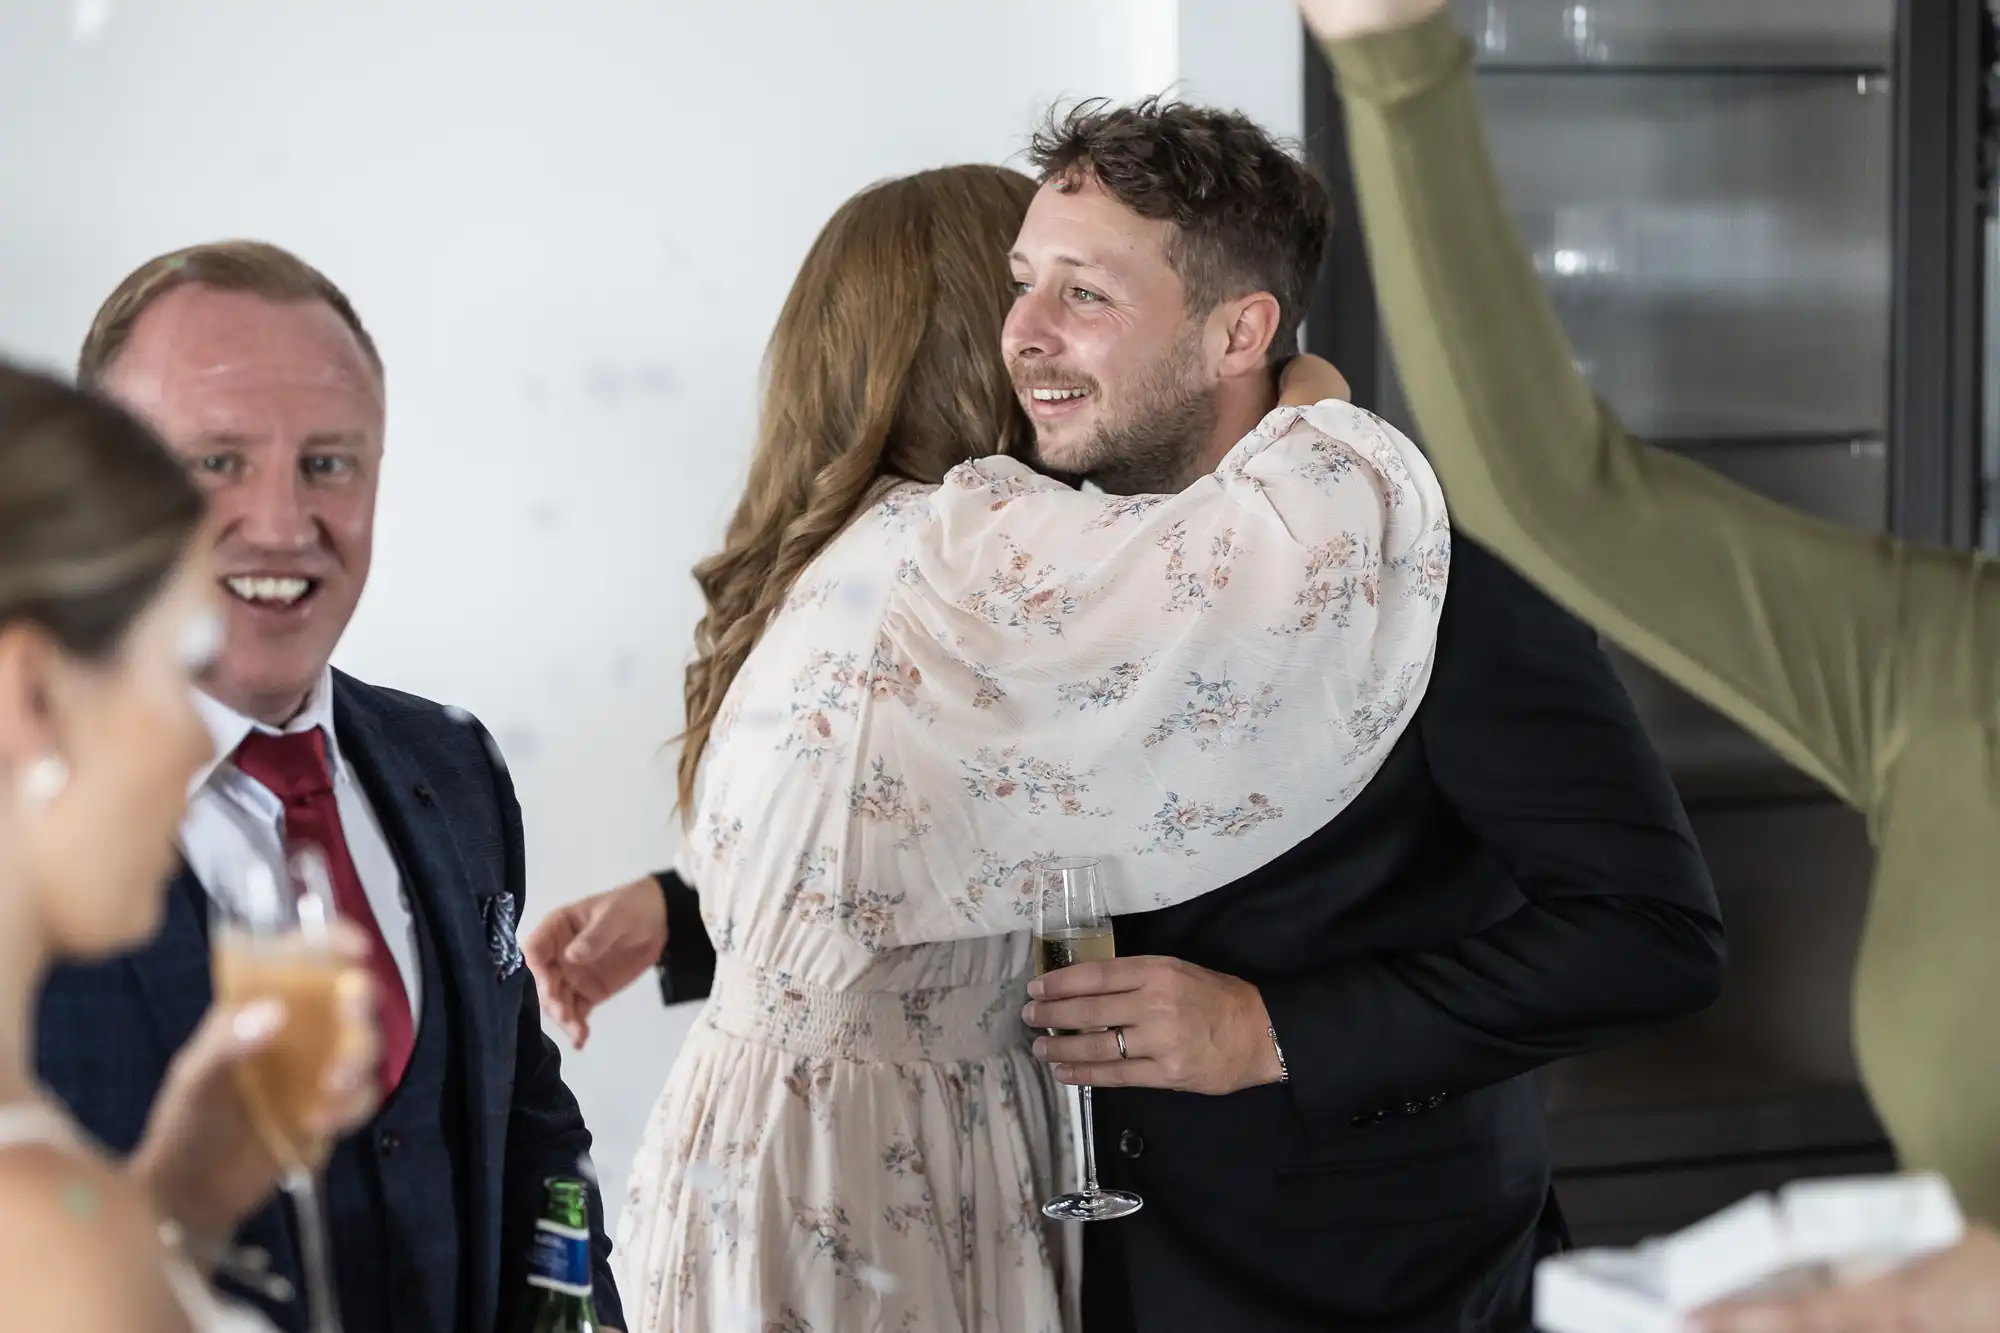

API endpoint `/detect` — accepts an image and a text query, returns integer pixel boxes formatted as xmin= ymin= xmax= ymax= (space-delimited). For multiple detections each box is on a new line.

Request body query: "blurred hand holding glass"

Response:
xmin=209 ymin=849 xmax=362 ymax=1333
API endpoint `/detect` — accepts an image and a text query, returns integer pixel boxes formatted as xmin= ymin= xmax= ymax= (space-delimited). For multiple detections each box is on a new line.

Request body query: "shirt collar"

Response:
xmin=188 ymin=667 xmax=342 ymax=798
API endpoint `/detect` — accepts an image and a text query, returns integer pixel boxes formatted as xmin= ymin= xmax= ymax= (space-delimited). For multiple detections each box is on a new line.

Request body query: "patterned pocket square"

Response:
xmin=484 ymin=892 xmax=524 ymax=980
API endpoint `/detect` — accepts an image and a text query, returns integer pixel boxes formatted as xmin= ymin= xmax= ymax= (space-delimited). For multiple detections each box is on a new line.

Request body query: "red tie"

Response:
xmin=231 ymin=728 xmax=415 ymax=1094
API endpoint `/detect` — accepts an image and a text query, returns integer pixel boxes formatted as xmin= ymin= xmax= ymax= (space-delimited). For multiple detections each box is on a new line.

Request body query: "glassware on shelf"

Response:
xmin=1563 ymin=3 xmax=1608 ymax=63
xmin=1452 ymin=0 xmax=1893 ymax=71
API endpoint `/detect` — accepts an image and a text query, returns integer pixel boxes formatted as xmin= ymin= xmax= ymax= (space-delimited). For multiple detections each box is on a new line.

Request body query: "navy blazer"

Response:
xmin=34 ymin=670 xmax=623 ymax=1332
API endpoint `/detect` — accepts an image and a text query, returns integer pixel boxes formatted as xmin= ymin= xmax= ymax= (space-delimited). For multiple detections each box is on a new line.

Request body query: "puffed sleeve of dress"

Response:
xmin=830 ymin=399 xmax=1452 ymax=947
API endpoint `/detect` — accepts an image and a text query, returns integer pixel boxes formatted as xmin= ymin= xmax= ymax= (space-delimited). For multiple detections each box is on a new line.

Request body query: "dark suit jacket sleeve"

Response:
xmin=653 ymin=870 xmax=717 ymax=1005
xmin=482 ymin=728 xmax=626 ymax=1329
xmin=1258 ymin=540 xmax=1727 ymax=1120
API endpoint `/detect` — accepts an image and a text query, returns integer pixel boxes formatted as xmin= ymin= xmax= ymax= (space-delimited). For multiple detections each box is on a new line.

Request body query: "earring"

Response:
xmin=18 ymin=755 xmax=69 ymax=809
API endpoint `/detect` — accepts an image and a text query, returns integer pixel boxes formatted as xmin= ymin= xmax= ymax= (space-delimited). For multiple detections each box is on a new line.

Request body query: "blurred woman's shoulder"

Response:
xmin=0 ymin=1111 xmax=191 ymax=1332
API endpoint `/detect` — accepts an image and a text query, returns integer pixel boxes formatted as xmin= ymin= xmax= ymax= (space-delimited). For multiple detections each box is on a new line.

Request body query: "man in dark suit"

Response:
xmin=530 ymin=101 xmax=1722 ymax=1332
xmin=36 ymin=241 xmax=624 ymax=1333
xmin=1040 ymin=538 xmax=1720 ymax=1331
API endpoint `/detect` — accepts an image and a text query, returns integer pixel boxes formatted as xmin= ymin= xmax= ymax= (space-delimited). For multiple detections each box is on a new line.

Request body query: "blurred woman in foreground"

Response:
xmin=0 ymin=363 xmax=377 ymax=1332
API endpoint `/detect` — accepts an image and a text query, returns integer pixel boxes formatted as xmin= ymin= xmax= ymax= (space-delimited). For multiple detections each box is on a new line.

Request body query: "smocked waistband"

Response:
xmin=702 ymin=955 xmax=1032 ymax=1063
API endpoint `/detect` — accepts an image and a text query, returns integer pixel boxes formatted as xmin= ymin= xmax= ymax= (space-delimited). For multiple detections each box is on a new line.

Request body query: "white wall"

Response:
xmin=1178 ymin=0 xmax=1306 ymax=146
xmin=0 ymin=0 xmax=1302 ymax=1226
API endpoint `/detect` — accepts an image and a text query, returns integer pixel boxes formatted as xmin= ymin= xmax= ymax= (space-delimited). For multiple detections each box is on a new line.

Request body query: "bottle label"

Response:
xmin=526 ymin=1218 xmax=593 ymax=1297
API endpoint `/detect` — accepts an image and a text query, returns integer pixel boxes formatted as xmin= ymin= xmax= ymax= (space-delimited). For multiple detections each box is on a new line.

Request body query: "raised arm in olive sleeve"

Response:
xmin=1322 ymin=13 xmax=1988 ymax=809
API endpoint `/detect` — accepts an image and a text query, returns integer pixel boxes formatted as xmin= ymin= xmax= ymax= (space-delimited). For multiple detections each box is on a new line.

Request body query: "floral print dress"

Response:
xmin=616 ymin=401 xmax=1452 ymax=1333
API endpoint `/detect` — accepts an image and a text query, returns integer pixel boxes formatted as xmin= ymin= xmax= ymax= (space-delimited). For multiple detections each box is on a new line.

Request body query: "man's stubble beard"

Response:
xmin=1030 ymin=329 xmax=1220 ymax=498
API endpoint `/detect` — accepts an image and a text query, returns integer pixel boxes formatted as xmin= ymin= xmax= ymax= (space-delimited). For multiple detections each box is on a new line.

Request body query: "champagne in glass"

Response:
xmin=210 ymin=850 xmax=353 ymax=1333
xmin=213 ymin=933 xmax=347 ymax=1171
xmin=1033 ymin=857 xmax=1142 ymax=1223
xmin=1032 ymin=926 xmax=1116 ymax=990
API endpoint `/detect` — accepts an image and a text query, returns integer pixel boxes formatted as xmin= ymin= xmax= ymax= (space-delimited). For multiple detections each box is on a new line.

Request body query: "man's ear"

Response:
xmin=1214 ymin=292 xmax=1284 ymax=379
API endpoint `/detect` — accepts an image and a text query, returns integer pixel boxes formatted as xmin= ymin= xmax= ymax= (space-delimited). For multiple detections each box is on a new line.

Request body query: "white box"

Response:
xmin=1535 ymin=1173 xmax=1964 ymax=1333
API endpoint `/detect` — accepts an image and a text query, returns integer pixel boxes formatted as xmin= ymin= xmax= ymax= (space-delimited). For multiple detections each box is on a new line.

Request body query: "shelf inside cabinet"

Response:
xmin=1476 ymin=63 xmax=1889 ymax=80
xmin=1445 ymin=0 xmax=1894 ymax=78
xmin=1651 ymin=431 xmax=1884 ymax=452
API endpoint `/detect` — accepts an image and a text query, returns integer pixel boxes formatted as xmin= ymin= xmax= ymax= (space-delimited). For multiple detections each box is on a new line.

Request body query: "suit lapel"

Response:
xmin=126 ymin=868 xmax=214 ymax=1061
xmin=329 ymin=674 xmax=506 ymax=1255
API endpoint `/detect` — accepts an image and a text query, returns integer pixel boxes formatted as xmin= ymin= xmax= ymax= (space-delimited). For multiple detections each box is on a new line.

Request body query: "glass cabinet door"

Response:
xmin=1377 ymin=0 xmax=1896 ymax=449
xmin=1367 ymin=0 xmax=1899 ymax=799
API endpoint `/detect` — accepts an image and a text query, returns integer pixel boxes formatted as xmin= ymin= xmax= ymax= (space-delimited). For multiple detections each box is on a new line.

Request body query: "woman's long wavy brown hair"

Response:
xmin=677 ymin=164 xmax=1038 ymax=817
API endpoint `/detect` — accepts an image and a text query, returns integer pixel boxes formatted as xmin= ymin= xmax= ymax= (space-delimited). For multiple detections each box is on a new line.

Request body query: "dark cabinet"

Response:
xmin=1306 ymin=0 xmax=1997 ymax=1246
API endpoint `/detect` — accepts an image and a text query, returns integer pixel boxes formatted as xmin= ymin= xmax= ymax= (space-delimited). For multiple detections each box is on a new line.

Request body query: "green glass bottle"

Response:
xmin=510 ymin=1177 xmax=599 ymax=1333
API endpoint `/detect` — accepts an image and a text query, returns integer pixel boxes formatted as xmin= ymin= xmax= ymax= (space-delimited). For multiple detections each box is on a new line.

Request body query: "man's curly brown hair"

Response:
xmin=1026 ymin=96 xmax=1332 ymax=361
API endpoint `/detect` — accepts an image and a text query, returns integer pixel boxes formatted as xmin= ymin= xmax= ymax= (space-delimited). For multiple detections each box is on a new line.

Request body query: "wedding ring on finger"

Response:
xmin=1114 ymin=1026 xmax=1130 ymax=1060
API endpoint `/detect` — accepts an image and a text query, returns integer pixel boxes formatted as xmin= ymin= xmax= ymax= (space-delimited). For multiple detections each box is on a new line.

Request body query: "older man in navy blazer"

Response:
xmin=34 ymin=241 xmax=623 ymax=1333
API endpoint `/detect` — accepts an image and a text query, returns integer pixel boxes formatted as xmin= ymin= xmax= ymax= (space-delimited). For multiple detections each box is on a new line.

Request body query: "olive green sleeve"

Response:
xmin=1322 ymin=13 xmax=1985 ymax=809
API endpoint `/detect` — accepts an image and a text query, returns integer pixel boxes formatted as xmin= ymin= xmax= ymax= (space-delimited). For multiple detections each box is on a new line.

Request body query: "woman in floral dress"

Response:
xmin=614 ymin=163 xmax=1452 ymax=1333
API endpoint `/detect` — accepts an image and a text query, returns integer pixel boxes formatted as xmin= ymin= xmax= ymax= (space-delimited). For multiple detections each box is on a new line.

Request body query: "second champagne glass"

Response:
xmin=1033 ymin=857 xmax=1142 ymax=1223
xmin=210 ymin=849 xmax=353 ymax=1333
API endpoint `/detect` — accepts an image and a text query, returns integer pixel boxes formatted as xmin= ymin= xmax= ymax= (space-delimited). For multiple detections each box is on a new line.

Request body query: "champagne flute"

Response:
xmin=210 ymin=849 xmax=351 ymax=1333
xmin=1033 ymin=857 xmax=1142 ymax=1223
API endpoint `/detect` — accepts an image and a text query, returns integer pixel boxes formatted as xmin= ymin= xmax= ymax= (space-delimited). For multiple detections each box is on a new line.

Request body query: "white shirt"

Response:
xmin=181 ymin=668 xmax=422 ymax=1019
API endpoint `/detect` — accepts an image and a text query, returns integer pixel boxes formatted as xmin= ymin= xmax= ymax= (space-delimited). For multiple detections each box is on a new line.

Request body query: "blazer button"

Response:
xmin=378 ymin=1129 xmax=402 ymax=1155
xmin=1427 ymin=1093 xmax=1447 ymax=1109
xmin=1402 ymin=1101 xmax=1424 ymax=1117
xmin=1117 ymin=1129 xmax=1145 ymax=1160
